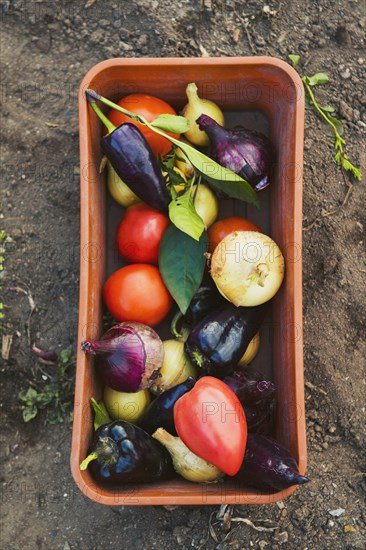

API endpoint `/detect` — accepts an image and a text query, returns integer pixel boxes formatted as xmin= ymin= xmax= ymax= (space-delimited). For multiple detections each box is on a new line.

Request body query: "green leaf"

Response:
xmin=168 ymin=188 xmax=205 ymax=241
xmin=288 ymin=54 xmax=300 ymax=68
xmin=306 ymin=73 xmax=329 ymax=86
xmin=60 ymin=348 xmax=72 ymax=364
xmin=19 ymin=387 xmax=38 ymax=403
xmin=319 ymin=105 xmax=336 ymax=113
xmin=90 ymin=398 xmax=112 ymax=430
xmin=22 ymin=404 xmax=38 ymax=422
xmin=175 ymin=141 xmax=259 ymax=206
xmin=159 ymin=225 xmax=208 ymax=314
xmin=151 ymin=114 xmax=189 ymax=134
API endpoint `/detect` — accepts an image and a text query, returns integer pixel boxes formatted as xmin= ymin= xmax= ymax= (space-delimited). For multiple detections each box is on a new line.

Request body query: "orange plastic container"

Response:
xmin=71 ymin=57 xmax=306 ymax=506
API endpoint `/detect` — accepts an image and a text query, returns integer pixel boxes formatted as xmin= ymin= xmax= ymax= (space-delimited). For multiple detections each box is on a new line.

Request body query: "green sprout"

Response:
xmin=289 ymin=54 xmax=362 ymax=181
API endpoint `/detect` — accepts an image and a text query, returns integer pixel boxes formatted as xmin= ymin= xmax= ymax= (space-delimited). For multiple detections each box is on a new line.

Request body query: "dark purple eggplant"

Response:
xmin=223 ymin=368 xmax=276 ymax=434
xmin=223 ymin=367 xmax=276 ymax=406
xmin=80 ymin=421 xmax=173 ymax=485
xmin=184 ymin=302 xmax=268 ymax=377
xmin=196 ymin=114 xmax=274 ymax=191
xmin=86 ymin=90 xmax=170 ymax=212
xmin=171 ymin=286 xmax=225 ymax=337
xmin=139 ymin=377 xmax=195 ymax=436
xmin=234 ymin=434 xmax=309 ymax=490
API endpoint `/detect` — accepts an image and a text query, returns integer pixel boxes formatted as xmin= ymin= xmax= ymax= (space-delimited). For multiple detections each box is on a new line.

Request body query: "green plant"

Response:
xmin=19 ymin=348 xmax=76 ymax=423
xmin=289 ymin=54 xmax=362 ymax=181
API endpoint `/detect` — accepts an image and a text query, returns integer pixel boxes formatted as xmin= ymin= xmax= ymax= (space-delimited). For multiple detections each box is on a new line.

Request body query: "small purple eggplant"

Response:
xmin=234 ymin=434 xmax=309 ymax=490
xmin=223 ymin=367 xmax=276 ymax=406
xmin=196 ymin=114 xmax=274 ymax=191
xmin=139 ymin=377 xmax=195 ymax=436
xmin=80 ymin=421 xmax=174 ymax=485
xmin=86 ymin=90 xmax=171 ymax=212
xmin=184 ymin=302 xmax=268 ymax=377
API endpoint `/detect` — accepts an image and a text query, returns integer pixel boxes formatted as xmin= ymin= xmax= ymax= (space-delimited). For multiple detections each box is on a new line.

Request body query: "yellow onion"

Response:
xmin=174 ymin=183 xmax=218 ymax=228
xmin=152 ymin=428 xmax=223 ymax=483
xmin=103 ymin=386 xmax=151 ymax=424
xmin=107 ymin=162 xmax=141 ymax=207
xmin=182 ymin=82 xmax=224 ymax=147
xmin=238 ymin=333 xmax=260 ymax=366
xmin=211 ymin=231 xmax=285 ymax=306
xmin=175 ymin=142 xmax=194 ymax=178
xmin=150 ymin=339 xmax=197 ymax=395
xmin=192 ymin=184 xmax=218 ymax=228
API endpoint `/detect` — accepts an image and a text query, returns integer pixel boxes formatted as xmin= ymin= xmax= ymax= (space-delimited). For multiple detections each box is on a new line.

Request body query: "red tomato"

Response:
xmin=174 ymin=377 xmax=247 ymax=476
xmin=116 ymin=203 xmax=169 ymax=265
xmin=103 ymin=265 xmax=173 ymax=327
xmin=207 ymin=216 xmax=260 ymax=253
xmin=108 ymin=93 xmax=179 ymax=157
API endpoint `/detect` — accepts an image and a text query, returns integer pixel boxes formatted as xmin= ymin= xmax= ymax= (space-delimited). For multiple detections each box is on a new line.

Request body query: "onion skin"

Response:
xmin=80 ymin=323 xmax=164 ymax=393
xmin=233 ymin=434 xmax=309 ymax=490
xmin=239 ymin=333 xmax=260 ymax=365
xmin=196 ymin=114 xmax=274 ymax=191
xmin=184 ymin=303 xmax=268 ymax=377
xmin=182 ymin=83 xmax=225 ymax=146
xmin=103 ymin=386 xmax=151 ymax=423
xmin=150 ymin=339 xmax=197 ymax=395
xmin=211 ymin=231 xmax=285 ymax=307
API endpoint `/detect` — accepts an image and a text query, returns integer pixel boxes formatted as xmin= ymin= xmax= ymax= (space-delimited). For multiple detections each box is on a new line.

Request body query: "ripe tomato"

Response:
xmin=174 ymin=377 xmax=247 ymax=476
xmin=108 ymin=93 xmax=179 ymax=157
xmin=207 ymin=216 xmax=260 ymax=253
xmin=103 ymin=264 xmax=173 ymax=327
xmin=115 ymin=203 xmax=169 ymax=264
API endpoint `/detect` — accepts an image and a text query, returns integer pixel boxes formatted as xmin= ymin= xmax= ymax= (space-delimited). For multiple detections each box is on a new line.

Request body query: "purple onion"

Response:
xmin=196 ymin=114 xmax=274 ymax=191
xmin=81 ymin=323 xmax=164 ymax=393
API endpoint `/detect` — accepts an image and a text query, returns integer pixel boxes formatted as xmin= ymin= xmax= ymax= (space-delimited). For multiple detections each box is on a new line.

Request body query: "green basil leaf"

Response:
xmin=159 ymin=225 xmax=208 ymax=314
xmin=307 ymin=73 xmax=329 ymax=86
xmin=151 ymin=114 xmax=189 ymax=134
xmin=90 ymin=398 xmax=112 ymax=431
xmin=169 ymin=189 xmax=205 ymax=241
xmin=175 ymin=141 xmax=259 ymax=207
xmin=288 ymin=54 xmax=300 ymax=68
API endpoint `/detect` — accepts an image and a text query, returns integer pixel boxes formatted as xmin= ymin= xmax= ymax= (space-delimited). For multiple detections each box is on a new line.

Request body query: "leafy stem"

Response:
xmin=289 ymin=56 xmax=362 ymax=182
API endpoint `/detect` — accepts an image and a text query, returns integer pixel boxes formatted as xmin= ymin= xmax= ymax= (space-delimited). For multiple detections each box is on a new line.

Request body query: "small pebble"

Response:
xmin=357 ymin=57 xmax=364 ymax=64
xmin=338 ymin=99 xmax=353 ymax=121
xmin=329 ymin=508 xmax=345 ymax=517
xmin=340 ymin=68 xmax=351 ymax=79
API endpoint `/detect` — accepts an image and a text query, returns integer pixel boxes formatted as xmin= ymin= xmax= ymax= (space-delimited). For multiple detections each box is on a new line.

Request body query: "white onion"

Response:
xmin=150 ymin=340 xmax=197 ymax=395
xmin=210 ymin=231 xmax=285 ymax=307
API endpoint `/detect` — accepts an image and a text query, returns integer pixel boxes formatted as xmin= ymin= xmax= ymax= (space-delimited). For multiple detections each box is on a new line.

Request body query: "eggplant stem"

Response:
xmin=170 ymin=311 xmax=184 ymax=339
xmin=80 ymin=452 xmax=98 ymax=470
xmin=88 ymin=101 xmax=116 ymax=135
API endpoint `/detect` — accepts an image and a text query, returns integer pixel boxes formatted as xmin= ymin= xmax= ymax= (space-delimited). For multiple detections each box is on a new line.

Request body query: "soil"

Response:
xmin=1 ymin=1 xmax=365 ymax=549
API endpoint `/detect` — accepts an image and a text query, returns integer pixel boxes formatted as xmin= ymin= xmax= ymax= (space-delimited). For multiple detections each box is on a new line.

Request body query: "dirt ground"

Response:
xmin=1 ymin=1 xmax=365 ymax=549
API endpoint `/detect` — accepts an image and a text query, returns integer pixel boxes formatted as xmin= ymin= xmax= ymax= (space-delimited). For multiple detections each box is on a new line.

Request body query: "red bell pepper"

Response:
xmin=174 ymin=376 xmax=247 ymax=476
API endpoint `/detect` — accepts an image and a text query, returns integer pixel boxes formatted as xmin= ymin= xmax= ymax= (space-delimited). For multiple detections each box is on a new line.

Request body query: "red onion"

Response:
xmin=196 ymin=114 xmax=274 ymax=191
xmin=81 ymin=323 xmax=164 ymax=393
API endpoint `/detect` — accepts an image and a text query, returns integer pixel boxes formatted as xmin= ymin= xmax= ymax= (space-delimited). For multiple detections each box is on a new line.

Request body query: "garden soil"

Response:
xmin=1 ymin=1 xmax=365 ymax=549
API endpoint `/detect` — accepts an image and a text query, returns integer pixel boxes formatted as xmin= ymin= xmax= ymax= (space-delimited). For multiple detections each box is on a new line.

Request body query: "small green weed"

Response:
xmin=19 ymin=348 xmax=76 ymax=424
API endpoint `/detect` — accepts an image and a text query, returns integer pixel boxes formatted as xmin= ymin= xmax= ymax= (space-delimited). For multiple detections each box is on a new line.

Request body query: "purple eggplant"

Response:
xmin=223 ymin=368 xmax=276 ymax=434
xmin=234 ymin=434 xmax=309 ymax=490
xmin=139 ymin=377 xmax=195 ymax=436
xmin=86 ymin=90 xmax=170 ymax=212
xmin=223 ymin=367 xmax=276 ymax=406
xmin=184 ymin=302 xmax=268 ymax=377
xmin=196 ymin=114 xmax=274 ymax=191
xmin=80 ymin=420 xmax=174 ymax=485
